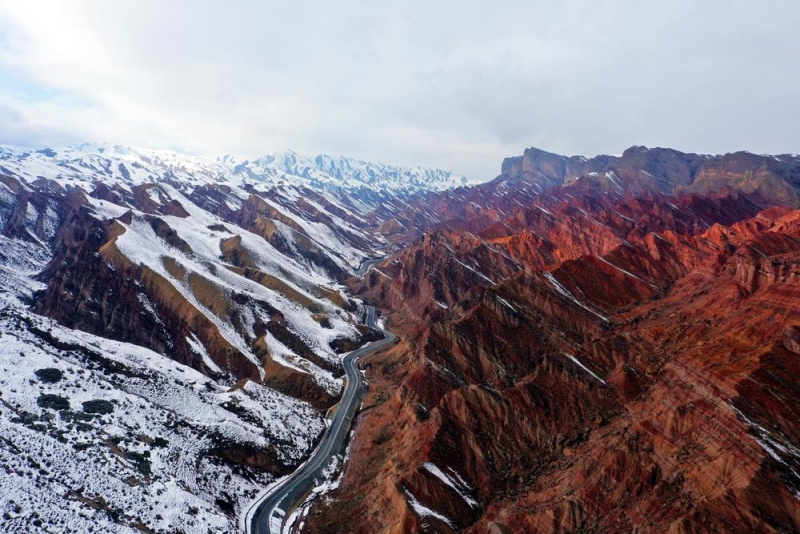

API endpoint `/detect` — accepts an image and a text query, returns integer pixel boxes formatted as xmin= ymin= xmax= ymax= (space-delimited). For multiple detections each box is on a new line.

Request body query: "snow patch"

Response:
xmin=453 ymin=258 xmax=496 ymax=286
xmin=422 ymin=462 xmax=478 ymax=507
xmin=563 ymin=353 xmax=608 ymax=386
xmin=495 ymin=295 xmax=517 ymax=312
xmin=543 ymin=272 xmax=608 ymax=322
xmin=403 ymin=487 xmax=455 ymax=528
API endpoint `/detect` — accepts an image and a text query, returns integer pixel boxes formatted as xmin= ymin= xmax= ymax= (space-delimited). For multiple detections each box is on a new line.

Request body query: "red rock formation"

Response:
xmin=305 ymin=193 xmax=800 ymax=533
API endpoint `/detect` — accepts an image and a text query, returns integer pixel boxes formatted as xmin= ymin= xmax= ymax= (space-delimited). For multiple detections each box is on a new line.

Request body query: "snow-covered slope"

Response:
xmin=0 ymin=144 xmax=476 ymax=195
xmin=0 ymin=148 xmax=395 ymax=532
xmin=0 ymin=178 xmax=332 ymax=530
xmin=0 ymin=303 xmax=324 ymax=534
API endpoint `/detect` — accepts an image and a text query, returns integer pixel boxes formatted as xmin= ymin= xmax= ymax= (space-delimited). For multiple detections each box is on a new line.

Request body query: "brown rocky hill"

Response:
xmin=305 ymin=189 xmax=800 ymax=533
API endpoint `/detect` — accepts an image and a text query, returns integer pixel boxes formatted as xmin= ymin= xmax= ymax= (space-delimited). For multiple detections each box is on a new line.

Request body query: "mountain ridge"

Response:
xmin=0 ymin=144 xmax=477 ymax=194
xmin=497 ymin=145 xmax=800 ymax=206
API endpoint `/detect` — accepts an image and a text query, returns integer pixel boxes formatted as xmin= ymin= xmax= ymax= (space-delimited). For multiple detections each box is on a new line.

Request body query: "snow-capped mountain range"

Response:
xmin=0 ymin=144 xmax=476 ymax=193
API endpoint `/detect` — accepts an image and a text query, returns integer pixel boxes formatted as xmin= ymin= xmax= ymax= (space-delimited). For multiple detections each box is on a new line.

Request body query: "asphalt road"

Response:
xmin=356 ymin=256 xmax=386 ymax=277
xmin=249 ymin=304 xmax=395 ymax=534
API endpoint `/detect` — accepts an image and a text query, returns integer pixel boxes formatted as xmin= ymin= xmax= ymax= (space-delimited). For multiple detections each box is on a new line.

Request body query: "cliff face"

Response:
xmin=496 ymin=146 xmax=800 ymax=207
xmin=305 ymin=188 xmax=800 ymax=533
xmin=500 ymin=147 xmax=591 ymax=188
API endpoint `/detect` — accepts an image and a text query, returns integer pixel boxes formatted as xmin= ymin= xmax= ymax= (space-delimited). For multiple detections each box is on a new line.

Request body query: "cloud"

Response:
xmin=0 ymin=0 xmax=798 ymax=179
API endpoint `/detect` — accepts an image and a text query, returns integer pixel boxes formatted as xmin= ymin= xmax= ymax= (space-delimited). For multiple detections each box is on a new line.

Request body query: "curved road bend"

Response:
xmin=356 ymin=259 xmax=379 ymax=277
xmin=249 ymin=304 xmax=396 ymax=533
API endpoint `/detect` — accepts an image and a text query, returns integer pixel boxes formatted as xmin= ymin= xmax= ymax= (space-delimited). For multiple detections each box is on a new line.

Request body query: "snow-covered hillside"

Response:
xmin=0 ymin=192 xmax=328 ymax=531
xmin=0 ymin=145 xmax=397 ymax=532
xmin=0 ymin=303 xmax=324 ymax=533
xmin=0 ymin=144 xmax=476 ymax=195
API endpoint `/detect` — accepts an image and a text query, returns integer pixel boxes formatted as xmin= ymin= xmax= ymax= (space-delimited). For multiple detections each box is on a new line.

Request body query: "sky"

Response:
xmin=0 ymin=1 xmax=798 ymax=180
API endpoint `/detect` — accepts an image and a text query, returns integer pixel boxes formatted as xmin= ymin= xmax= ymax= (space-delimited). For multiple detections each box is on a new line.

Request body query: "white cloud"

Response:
xmin=0 ymin=0 xmax=798 ymax=178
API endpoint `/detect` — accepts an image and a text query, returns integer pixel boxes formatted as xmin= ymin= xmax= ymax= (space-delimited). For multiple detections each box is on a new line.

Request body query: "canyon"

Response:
xmin=0 ymin=144 xmax=799 ymax=532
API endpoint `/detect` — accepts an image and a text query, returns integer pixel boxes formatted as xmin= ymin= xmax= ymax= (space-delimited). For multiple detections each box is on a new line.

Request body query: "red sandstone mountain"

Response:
xmin=373 ymin=147 xmax=800 ymax=253
xmin=304 ymin=183 xmax=800 ymax=532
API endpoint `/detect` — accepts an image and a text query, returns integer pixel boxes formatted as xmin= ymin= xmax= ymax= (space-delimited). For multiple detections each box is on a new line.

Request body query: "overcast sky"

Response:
xmin=0 ymin=1 xmax=798 ymax=179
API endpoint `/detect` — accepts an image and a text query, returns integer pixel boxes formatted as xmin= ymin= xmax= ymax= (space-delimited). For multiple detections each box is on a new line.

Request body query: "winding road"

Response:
xmin=247 ymin=303 xmax=395 ymax=533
